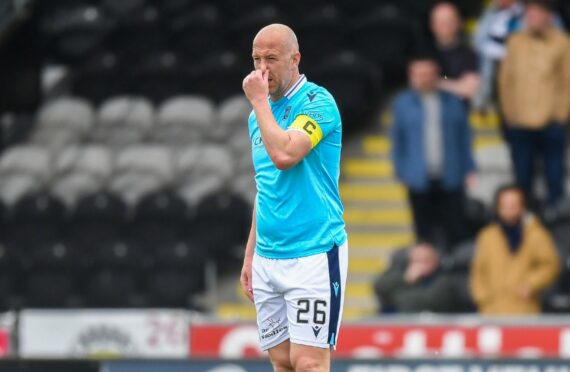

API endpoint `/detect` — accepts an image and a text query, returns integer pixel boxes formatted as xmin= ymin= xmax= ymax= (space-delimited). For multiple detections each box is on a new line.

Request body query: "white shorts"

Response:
xmin=252 ymin=242 xmax=348 ymax=351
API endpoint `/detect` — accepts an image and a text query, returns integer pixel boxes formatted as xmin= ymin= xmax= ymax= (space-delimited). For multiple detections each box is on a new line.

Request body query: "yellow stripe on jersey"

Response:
xmin=288 ymin=114 xmax=323 ymax=148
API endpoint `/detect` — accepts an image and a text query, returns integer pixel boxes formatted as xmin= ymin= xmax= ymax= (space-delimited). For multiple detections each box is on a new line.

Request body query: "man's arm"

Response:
xmin=240 ymin=204 xmax=256 ymax=302
xmin=439 ymin=72 xmax=481 ymax=99
xmin=555 ymin=40 xmax=570 ymax=123
xmin=524 ymin=229 xmax=560 ymax=297
xmin=243 ymin=70 xmax=311 ymax=170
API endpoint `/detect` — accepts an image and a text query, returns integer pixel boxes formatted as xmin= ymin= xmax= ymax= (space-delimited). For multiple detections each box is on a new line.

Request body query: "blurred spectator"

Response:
xmin=430 ymin=2 xmax=480 ymax=102
xmin=473 ymin=0 xmax=524 ymax=110
xmin=473 ymin=0 xmax=564 ymax=111
xmin=470 ymin=185 xmax=560 ymax=314
xmin=391 ymin=54 xmax=476 ymax=250
xmin=499 ymin=0 xmax=570 ymax=206
xmin=374 ymin=242 xmax=461 ymax=313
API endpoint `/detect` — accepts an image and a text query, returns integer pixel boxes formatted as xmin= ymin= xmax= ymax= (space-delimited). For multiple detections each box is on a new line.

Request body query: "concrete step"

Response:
xmin=342 ymin=158 xmax=393 ymax=179
xmin=344 ymin=207 xmax=412 ymax=226
xmin=340 ymin=183 xmax=406 ymax=202
xmin=348 ymin=232 xmax=414 ymax=248
xmin=348 ymin=256 xmax=388 ymax=275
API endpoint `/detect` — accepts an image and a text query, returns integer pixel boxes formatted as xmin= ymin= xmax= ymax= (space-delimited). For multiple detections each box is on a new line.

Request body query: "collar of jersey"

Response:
xmin=269 ymin=74 xmax=307 ymax=104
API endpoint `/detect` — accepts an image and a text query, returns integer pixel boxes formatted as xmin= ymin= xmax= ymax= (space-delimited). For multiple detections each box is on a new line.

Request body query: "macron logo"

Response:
xmin=312 ymin=326 xmax=321 ymax=338
xmin=307 ymin=91 xmax=317 ymax=102
xmin=332 ymin=282 xmax=340 ymax=297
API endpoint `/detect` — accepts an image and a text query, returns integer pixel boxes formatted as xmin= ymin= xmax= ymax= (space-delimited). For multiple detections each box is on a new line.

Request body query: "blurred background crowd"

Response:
xmin=0 ymin=0 xmax=569 ymax=321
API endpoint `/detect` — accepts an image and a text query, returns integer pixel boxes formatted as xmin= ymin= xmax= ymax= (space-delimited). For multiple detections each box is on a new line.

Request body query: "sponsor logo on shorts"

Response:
xmin=260 ymin=318 xmax=287 ymax=340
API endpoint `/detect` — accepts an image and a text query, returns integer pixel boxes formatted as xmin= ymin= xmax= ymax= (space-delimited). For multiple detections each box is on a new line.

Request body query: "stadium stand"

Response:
xmin=2 ymin=0 xmax=569 ymax=321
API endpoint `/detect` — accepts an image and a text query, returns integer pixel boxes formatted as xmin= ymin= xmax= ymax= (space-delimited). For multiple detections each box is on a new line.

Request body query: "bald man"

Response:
xmin=240 ymin=24 xmax=348 ymax=372
xmin=430 ymin=2 xmax=480 ymax=101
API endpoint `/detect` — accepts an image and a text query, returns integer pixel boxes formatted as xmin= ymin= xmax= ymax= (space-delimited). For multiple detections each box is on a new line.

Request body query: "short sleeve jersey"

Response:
xmin=248 ymin=75 xmax=347 ymax=259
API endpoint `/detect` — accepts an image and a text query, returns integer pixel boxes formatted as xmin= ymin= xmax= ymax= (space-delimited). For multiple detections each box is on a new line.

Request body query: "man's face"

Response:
xmin=431 ymin=5 xmax=461 ymax=45
xmin=497 ymin=190 xmax=525 ymax=226
xmin=252 ymin=37 xmax=299 ymax=98
xmin=525 ymin=5 xmax=552 ymax=33
xmin=409 ymin=60 xmax=439 ymax=92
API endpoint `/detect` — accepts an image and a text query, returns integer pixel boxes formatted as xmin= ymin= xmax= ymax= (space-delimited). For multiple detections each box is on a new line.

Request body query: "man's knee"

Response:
xmin=293 ymin=354 xmax=326 ymax=372
xmin=271 ymin=354 xmax=294 ymax=372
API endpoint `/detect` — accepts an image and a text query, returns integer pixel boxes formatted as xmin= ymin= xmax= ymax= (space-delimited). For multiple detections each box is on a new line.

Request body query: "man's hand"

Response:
xmin=243 ymin=69 xmax=269 ymax=104
xmin=404 ymin=263 xmax=425 ymax=284
xmin=465 ymin=172 xmax=478 ymax=188
xmin=240 ymin=257 xmax=254 ymax=302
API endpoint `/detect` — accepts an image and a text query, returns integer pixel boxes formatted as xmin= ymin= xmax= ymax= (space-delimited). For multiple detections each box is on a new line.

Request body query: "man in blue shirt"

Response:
xmin=240 ymin=24 xmax=348 ymax=372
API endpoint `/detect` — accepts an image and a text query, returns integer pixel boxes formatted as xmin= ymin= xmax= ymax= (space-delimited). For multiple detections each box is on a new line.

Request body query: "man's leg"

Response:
xmin=408 ymin=188 xmax=434 ymax=242
xmin=506 ymin=127 xmax=536 ymax=200
xmin=268 ymin=340 xmax=294 ymax=372
xmin=440 ymin=188 xmax=467 ymax=250
xmin=541 ymin=123 xmax=566 ymax=205
xmin=290 ymin=343 xmax=330 ymax=372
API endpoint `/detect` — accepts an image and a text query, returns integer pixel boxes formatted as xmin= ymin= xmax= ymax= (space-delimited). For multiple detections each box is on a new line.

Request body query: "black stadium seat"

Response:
xmin=5 ymin=192 xmax=66 ymax=251
xmin=65 ymin=191 xmax=129 ymax=251
xmin=189 ymin=191 xmax=251 ymax=266
xmin=84 ymin=269 xmax=143 ymax=307
xmin=129 ymin=189 xmax=189 ymax=250
xmin=146 ymin=268 xmax=202 ymax=308
xmin=72 ymin=51 xmax=129 ymax=104
xmin=168 ymin=4 xmax=225 ymax=55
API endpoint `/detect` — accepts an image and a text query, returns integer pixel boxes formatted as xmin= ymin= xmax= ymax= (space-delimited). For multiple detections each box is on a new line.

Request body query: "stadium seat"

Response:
xmin=129 ymin=51 xmax=185 ymax=103
xmin=187 ymin=50 xmax=250 ymax=102
xmin=311 ymin=49 xmax=381 ymax=133
xmin=24 ymin=269 xmax=78 ymax=308
xmin=110 ymin=145 xmax=174 ymax=204
xmin=0 ymin=146 xmax=51 ymax=205
xmin=175 ymin=145 xmax=234 ymax=206
xmin=32 ymin=97 xmax=95 ymax=148
xmin=84 ymin=269 xmax=142 ymax=307
xmin=168 ymin=3 xmax=224 ymax=55
xmin=154 ymin=95 xmax=216 ymax=144
xmin=349 ymin=4 xmax=423 ymax=82
xmin=152 ymin=239 xmax=206 ymax=268
xmin=92 ymin=239 xmax=147 ymax=270
xmin=0 ymin=113 xmax=35 ymax=150
xmin=64 ymin=191 xmax=129 ymax=252
xmin=92 ymin=96 xmax=155 ymax=146
xmin=100 ymin=0 xmax=148 ymax=19
xmin=107 ymin=6 xmax=164 ymax=58
xmin=41 ymin=5 xmax=112 ymax=64
xmin=228 ymin=4 xmax=285 ymax=53
xmin=4 ymin=192 xmax=66 ymax=250
xmin=50 ymin=145 xmax=113 ymax=206
xmin=72 ymin=51 xmax=128 ymax=104
xmin=129 ymin=189 xmax=189 ymax=250
xmin=146 ymin=268 xmax=203 ymax=308
xmin=215 ymin=94 xmax=251 ymax=142
xmin=189 ymin=191 xmax=251 ymax=265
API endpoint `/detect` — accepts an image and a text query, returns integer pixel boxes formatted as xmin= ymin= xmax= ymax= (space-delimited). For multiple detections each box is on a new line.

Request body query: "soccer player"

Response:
xmin=240 ymin=24 xmax=348 ymax=372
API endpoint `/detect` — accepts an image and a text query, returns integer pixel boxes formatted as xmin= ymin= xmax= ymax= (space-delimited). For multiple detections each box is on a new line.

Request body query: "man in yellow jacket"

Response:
xmin=498 ymin=0 xmax=570 ymax=206
xmin=470 ymin=185 xmax=560 ymax=314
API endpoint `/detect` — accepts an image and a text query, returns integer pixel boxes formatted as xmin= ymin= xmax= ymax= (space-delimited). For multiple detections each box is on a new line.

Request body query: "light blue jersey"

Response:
xmin=248 ymin=75 xmax=347 ymax=259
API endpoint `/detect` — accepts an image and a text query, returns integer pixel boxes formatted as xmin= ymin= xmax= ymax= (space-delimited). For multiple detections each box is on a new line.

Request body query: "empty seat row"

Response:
xmin=31 ymin=95 xmax=252 ymax=148
xmin=0 ymin=143 xmax=254 ymax=206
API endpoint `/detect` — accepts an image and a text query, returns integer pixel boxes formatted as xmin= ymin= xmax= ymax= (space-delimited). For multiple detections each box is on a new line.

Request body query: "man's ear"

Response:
xmin=292 ymin=51 xmax=301 ymax=69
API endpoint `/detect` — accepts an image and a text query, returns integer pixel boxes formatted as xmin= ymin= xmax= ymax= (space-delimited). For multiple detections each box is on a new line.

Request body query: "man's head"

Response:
xmin=408 ymin=54 xmax=440 ymax=93
xmin=495 ymin=184 xmax=527 ymax=226
xmin=252 ymin=24 xmax=301 ymax=101
xmin=525 ymin=0 xmax=555 ymax=34
xmin=430 ymin=2 xmax=462 ymax=46
xmin=408 ymin=242 xmax=440 ymax=274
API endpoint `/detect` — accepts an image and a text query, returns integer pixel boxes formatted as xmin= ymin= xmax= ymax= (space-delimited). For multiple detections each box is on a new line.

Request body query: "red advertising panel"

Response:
xmin=0 ymin=329 xmax=9 ymax=357
xmin=189 ymin=323 xmax=570 ymax=359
